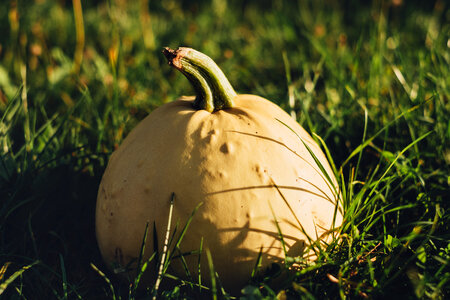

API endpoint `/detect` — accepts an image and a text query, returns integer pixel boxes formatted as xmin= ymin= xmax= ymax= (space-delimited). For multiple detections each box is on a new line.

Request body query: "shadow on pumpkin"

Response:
xmin=206 ymin=184 xmax=332 ymax=202
xmin=110 ymin=199 xmax=309 ymax=296
xmin=227 ymin=130 xmax=340 ymax=204
xmin=114 ymin=181 xmax=341 ymax=297
xmin=153 ymin=215 xmax=308 ymax=296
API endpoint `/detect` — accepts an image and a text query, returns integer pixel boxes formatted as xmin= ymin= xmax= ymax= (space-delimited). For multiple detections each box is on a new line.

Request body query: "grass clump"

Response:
xmin=1 ymin=0 xmax=449 ymax=299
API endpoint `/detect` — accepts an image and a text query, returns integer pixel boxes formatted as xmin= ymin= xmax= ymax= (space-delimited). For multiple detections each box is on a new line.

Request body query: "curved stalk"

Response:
xmin=163 ymin=47 xmax=237 ymax=112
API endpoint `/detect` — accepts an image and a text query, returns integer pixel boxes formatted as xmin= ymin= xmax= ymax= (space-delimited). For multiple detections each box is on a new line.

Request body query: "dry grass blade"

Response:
xmin=152 ymin=193 xmax=175 ymax=299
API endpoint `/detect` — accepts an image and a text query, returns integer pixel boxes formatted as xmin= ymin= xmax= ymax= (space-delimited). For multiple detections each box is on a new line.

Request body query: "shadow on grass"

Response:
xmin=0 ymin=150 xmax=125 ymax=298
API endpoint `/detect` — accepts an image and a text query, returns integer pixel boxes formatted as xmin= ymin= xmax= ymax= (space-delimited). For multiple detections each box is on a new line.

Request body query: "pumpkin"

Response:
xmin=96 ymin=47 xmax=342 ymax=294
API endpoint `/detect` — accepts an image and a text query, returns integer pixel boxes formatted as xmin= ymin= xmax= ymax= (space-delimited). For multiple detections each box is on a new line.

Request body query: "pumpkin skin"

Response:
xmin=96 ymin=47 xmax=342 ymax=294
xmin=96 ymin=94 xmax=342 ymax=291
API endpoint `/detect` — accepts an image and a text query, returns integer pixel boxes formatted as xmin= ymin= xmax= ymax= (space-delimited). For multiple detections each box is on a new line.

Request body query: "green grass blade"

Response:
xmin=367 ymin=131 xmax=433 ymax=199
xmin=268 ymin=200 xmax=288 ymax=265
xmin=340 ymin=99 xmax=433 ymax=169
xmin=276 ymin=118 xmax=339 ymax=200
xmin=0 ymin=261 xmax=38 ymax=296
xmin=59 ymin=254 xmax=68 ymax=300
xmin=90 ymin=263 xmax=116 ymax=300
xmin=206 ymin=249 xmax=217 ymax=300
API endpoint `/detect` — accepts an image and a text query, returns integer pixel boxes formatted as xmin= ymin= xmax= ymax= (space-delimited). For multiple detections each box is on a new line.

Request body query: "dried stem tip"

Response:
xmin=162 ymin=47 xmax=182 ymax=69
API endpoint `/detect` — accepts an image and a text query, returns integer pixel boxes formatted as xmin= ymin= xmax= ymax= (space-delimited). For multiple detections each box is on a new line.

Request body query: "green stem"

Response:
xmin=163 ymin=47 xmax=237 ymax=112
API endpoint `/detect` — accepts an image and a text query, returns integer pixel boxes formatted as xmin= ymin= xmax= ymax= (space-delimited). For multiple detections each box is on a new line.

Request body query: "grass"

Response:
xmin=0 ymin=0 xmax=449 ymax=298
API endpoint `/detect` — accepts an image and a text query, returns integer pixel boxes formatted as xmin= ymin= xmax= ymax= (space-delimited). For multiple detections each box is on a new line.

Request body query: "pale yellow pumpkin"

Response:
xmin=96 ymin=47 xmax=342 ymax=294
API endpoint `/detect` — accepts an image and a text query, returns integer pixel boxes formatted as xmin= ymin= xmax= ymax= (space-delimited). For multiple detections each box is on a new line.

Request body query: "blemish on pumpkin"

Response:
xmin=220 ymin=142 xmax=233 ymax=154
xmin=254 ymin=164 xmax=266 ymax=179
xmin=311 ymin=209 xmax=326 ymax=228
xmin=114 ymin=247 xmax=124 ymax=267
xmin=203 ymin=129 xmax=218 ymax=144
xmin=202 ymin=168 xmax=215 ymax=179
xmin=100 ymin=192 xmax=107 ymax=203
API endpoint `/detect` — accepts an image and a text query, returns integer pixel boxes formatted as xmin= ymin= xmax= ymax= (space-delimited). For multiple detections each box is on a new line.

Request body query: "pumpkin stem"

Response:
xmin=163 ymin=47 xmax=237 ymax=112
